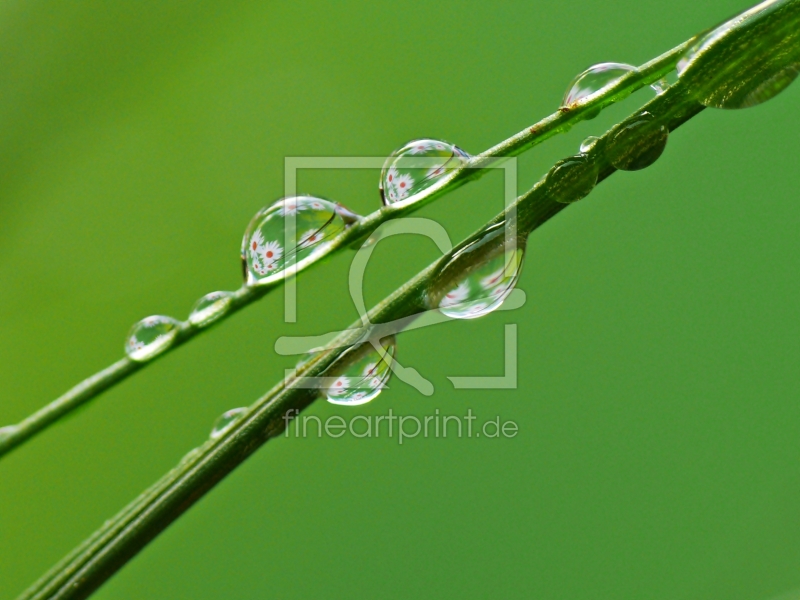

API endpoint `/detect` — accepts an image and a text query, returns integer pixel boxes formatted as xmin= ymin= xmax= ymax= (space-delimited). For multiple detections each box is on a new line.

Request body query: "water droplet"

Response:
xmin=562 ymin=63 xmax=664 ymax=109
xmin=241 ymin=196 xmax=353 ymax=286
xmin=431 ymin=223 xmax=525 ymax=320
xmin=563 ymin=63 xmax=635 ymax=105
xmin=210 ymin=407 xmax=247 ymax=439
xmin=579 ymin=136 xmax=600 ymax=153
xmin=606 ymin=111 xmax=668 ymax=171
xmin=188 ymin=291 xmax=234 ymax=327
xmin=652 ymin=78 xmax=669 ymax=95
xmin=546 ymin=154 xmax=599 ymax=204
xmin=676 ymin=0 xmax=800 ymax=109
xmin=325 ymin=338 xmax=396 ymax=406
xmin=380 ymin=139 xmax=470 ymax=206
xmin=125 ymin=316 xmax=180 ymax=361
xmin=0 ymin=425 xmax=18 ymax=442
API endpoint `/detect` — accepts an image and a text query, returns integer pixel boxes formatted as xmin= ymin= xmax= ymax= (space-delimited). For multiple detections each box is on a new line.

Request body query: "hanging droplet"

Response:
xmin=325 ymin=338 xmax=396 ymax=406
xmin=430 ymin=223 xmax=525 ymax=320
xmin=241 ymin=196 xmax=354 ymax=286
xmin=676 ymin=0 xmax=800 ymax=109
xmin=210 ymin=407 xmax=247 ymax=439
xmin=188 ymin=291 xmax=234 ymax=327
xmin=546 ymin=154 xmax=599 ymax=204
xmin=562 ymin=63 xmax=664 ymax=110
xmin=579 ymin=136 xmax=600 ymax=153
xmin=606 ymin=111 xmax=668 ymax=171
xmin=380 ymin=139 xmax=470 ymax=206
xmin=125 ymin=316 xmax=181 ymax=361
xmin=652 ymin=78 xmax=669 ymax=95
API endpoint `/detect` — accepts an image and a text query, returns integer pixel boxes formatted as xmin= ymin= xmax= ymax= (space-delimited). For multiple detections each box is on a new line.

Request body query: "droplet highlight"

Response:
xmin=210 ymin=407 xmax=247 ymax=439
xmin=325 ymin=338 xmax=396 ymax=406
xmin=431 ymin=223 xmax=525 ymax=320
xmin=676 ymin=0 xmax=800 ymax=109
xmin=606 ymin=111 xmax=668 ymax=171
xmin=188 ymin=291 xmax=234 ymax=327
xmin=380 ymin=139 xmax=470 ymax=206
xmin=652 ymin=78 xmax=669 ymax=95
xmin=242 ymin=196 xmax=353 ymax=286
xmin=546 ymin=154 xmax=599 ymax=204
xmin=125 ymin=316 xmax=180 ymax=361
xmin=562 ymin=62 xmax=664 ymax=109
xmin=579 ymin=136 xmax=600 ymax=153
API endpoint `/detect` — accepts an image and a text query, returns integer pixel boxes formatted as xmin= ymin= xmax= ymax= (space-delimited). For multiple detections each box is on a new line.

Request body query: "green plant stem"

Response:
xmin=18 ymin=77 xmax=705 ymax=600
xmin=0 ymin=39 xmax=692 ymax=460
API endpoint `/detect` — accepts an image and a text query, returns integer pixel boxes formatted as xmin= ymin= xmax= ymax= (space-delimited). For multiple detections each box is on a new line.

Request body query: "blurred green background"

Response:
xmin=2 ymin=1 xmax=800 ymax=598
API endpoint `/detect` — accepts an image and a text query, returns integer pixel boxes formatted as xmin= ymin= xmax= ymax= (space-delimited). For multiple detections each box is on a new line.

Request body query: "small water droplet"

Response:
xmin=606 ymin=111 xmax=668 ymax=171
xmin=431 ymin=223 xmax=525 ymax=320
xmin=579 ymin=136 xmax=600 ymax=153
xmin=241 ymin=196 xmax=354 ymax=286
xmin=210 ymin=407 xmax=247 ymax=439
xmin=562 ymin=63 xmax=664 ymax=110
xmin=0 ymin=425 xmax=18 ymax=442
xmin=652 ymin=77 xmax=669 ymax=95
xmin=188 ymin=291 xmax=234 ymax=327
xmin=676 ymin=0 xmax=800 ymax=109
xmin=125 ymin=316 xmax=181 ymax=361
xmin=546 ymin=154 xmax=599 ymax=204
xmin=380 ymin=139 xmax=470 ymax=206
xmin=325 ymin=338 xmax=396 ymax=406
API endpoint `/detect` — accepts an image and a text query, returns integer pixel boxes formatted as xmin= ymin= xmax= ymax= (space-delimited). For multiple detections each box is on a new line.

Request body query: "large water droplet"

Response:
xmin=380 ymin=139 xmax=470 ymax=206
xmin=562 ymin=63 xmax=664 ymax=109
xmin=325 ymin=338 xmax=396 ymax=406
xmin=241 ymin=196 xmax=353 ymax=286
xmin=676 ymin=0 xmax=800 ymax=109
xmin=125 ymin=316 xmax=180 ymax=361
xmin=546 ymin=154 xmax=599 ymax=204
xmin=210 ymin=407 xmax=247 ymax=439
xmin=188 ymin=291 xmax=234 ymax=327
xmin=579 ymin=136 xmax=600 ymax=153
xmin=431 ymin=223 xmax=525 ymax=320
xmin=606 ymin=111 xmax=668 ymax=171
